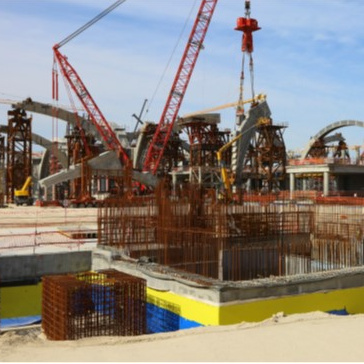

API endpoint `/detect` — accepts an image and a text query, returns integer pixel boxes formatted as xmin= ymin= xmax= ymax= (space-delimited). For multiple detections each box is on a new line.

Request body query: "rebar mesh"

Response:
xmin=42 ymin=269 xmax=146 ymax=340
xmin=98 ymin=186 xmax=364 ymax=281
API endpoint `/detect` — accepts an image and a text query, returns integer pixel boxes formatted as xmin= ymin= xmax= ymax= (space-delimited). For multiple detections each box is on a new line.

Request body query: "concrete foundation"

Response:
xmin=0 ymin=251 xmax=91 ymax=283
xmin=92 ymin=247 xmax=364 ymax=327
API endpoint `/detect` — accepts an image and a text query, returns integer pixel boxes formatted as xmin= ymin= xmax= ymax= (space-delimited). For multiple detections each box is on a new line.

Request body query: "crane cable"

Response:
xmin=52 ymin=0 xmax=127 ymax=162
xmin=55 ymin=0 xmax=127 ymax=49
xmin=145 ymin=0 xmax=199 ymax=117
xmin=246 ymin=0 xmax=256 ymax=100
xmin=239 ymin=0 xmax=256 ymax=105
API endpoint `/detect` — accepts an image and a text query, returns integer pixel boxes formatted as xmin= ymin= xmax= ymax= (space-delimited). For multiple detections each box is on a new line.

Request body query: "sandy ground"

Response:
xmin=1 ymin=311 xmax=364 ymax=362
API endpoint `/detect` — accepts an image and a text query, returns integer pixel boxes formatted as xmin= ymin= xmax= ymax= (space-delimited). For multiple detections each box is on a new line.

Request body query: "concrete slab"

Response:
xmin=0 ymin=205 xmax=97 ymax=283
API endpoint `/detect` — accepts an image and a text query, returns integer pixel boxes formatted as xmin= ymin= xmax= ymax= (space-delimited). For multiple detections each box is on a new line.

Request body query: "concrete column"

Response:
xmin=323 ymin=171 xmax=329 ymax=196
xmin=289 ymin=173 xmax=295 ymax=199
xmin=246 ymin=179 xmax=251 ymax=192
xmin=218 ymin=249 xmax=223 ymax=281
xmin=172 ymin=172 xmax=177 ymax=189
xmin=302 ymin=178 xmax=307 ymax=191
xmin=97 ymin=177 xmax=100 ymax=193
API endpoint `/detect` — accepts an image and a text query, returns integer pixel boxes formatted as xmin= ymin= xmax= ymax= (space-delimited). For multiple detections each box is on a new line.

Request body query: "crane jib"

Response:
xmin=56 ymin=0 xmax=127 ymax=50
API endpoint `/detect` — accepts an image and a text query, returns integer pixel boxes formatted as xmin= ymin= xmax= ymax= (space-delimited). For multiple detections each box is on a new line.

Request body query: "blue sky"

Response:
xmin=1 ymin=0 xmax=364 ymax=154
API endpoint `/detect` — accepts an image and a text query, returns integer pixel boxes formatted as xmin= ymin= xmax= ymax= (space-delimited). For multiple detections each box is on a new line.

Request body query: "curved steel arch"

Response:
xmin=0 ymin=125 xmax=68 ymax=168
xmin=12 ymin=99 xmax=98 ymax=135
xmin=301 ymin=120 xmax=364 ymax=159
xmin=4 ymin=101 xmax=159 ymax=187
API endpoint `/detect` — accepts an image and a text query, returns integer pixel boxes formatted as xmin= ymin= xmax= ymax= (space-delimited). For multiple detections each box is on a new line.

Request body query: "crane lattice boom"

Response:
xmin=143 ymin=0 xmax=218 ymax=174
xmin=53 ymin=48 xmax=130 ymax=165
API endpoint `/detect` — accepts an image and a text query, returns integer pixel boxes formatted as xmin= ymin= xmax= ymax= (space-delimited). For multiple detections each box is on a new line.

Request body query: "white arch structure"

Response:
xmin=301 ymin=120 xmax=364 ymax=159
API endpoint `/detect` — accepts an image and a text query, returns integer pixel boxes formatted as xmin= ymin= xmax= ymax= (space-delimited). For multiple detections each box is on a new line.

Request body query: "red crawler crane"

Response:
xmin=52 ymin=0 xmax=130 ymax=206
xmin=142 ymin=0 xmax=219 ymax=175
xmin=52 ymin=0 xmax=130 ymax=166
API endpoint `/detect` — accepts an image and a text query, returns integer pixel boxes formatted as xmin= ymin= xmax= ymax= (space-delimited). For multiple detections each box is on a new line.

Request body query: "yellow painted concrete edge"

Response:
xmin=1 ymin=283 xmax=42 ymax=319
xmin=147 ymin=286 xmax=364 ymax=326
xmin=3 ymin=283 xmax=364 ymax=326
xmin=147 ymin=287 xmax=220 ymax=325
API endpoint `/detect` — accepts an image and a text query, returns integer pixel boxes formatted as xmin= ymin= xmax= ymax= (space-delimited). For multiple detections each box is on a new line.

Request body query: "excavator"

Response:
xmin=14 ymin=176 xmax=33 ymax=206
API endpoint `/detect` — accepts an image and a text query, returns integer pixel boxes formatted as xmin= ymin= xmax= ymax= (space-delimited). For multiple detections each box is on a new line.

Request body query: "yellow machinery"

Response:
xmin=14 ymin=176 xmax=33 ymax=206
xmin=217 ymin=133 xmax=244 ymax=200
xmin=217 ymin=116 xmax=266 ymax=200
xmin=182 ymin=94 xmax=266 ymax=118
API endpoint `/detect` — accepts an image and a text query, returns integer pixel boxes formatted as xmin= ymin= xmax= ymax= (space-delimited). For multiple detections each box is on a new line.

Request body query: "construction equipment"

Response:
xmin=142 ymin=0 xmax=219 ymax=175
xmin=182 ymin=94 xmax=266 ymax=118
xmin=217 ymin=133 xmax=244 ymax=200
xmin=217 ymin=113 xmax=264 ymax=200
xmin=52 ymin=0 xmax=130 ymax=166
xmin=6 ymin=108 xmax=33 ymax=205
xmin=52 ymin=0 xmax=130 ymax=206
xmin=14 ymin=176 xmax=33 ymax=206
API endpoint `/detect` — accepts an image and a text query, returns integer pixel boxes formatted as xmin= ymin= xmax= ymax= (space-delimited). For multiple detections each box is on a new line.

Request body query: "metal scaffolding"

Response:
xmin=242 ymin=117 xmax=287 ymax=192
xmin=178 ymin=115 xmax=230 ymax=188
xmin=6 ymin=108 xmax=32 ymax=203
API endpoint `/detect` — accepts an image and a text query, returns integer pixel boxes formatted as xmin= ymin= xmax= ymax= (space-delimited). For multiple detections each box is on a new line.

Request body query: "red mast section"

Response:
xmin=143 ymin=0 xmax=218 ymax=175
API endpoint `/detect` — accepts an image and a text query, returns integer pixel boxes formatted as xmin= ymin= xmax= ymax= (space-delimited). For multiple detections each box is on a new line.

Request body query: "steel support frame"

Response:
xmin=6 ymin=108 xmax=32 ymax=203
xmin=183 ymin=120 xmax=229 ymax=167
xmin=181 ymin=118 xmax=229 ymax=188
xmin=243 ymin=122 xmax=286 ymax=192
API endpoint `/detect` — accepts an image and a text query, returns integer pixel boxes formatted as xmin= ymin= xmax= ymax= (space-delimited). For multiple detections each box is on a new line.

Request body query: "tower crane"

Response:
xmin=142 ymin=0 xmax=219 ymax=176
xmin=52 ymin=0 xmax=130 ymax=166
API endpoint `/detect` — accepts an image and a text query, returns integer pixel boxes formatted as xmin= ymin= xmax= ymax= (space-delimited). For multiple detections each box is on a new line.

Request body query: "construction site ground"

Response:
xmin=2 ymin=203 xmax=364 ymax=331
xmin=0 ymin=205 xmax=98 ymax=256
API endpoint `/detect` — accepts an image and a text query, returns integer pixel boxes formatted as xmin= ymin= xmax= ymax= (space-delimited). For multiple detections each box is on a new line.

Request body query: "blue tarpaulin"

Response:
xmin=0 ymin=315 xmax=41 ymax=329
xmin=328 ymin=308 xmax=349 ymax=316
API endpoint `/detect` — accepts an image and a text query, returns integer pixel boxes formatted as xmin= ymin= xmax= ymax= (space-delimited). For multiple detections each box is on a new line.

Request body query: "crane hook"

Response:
xmin=245 ymin=0 xmax=251 ymax=18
